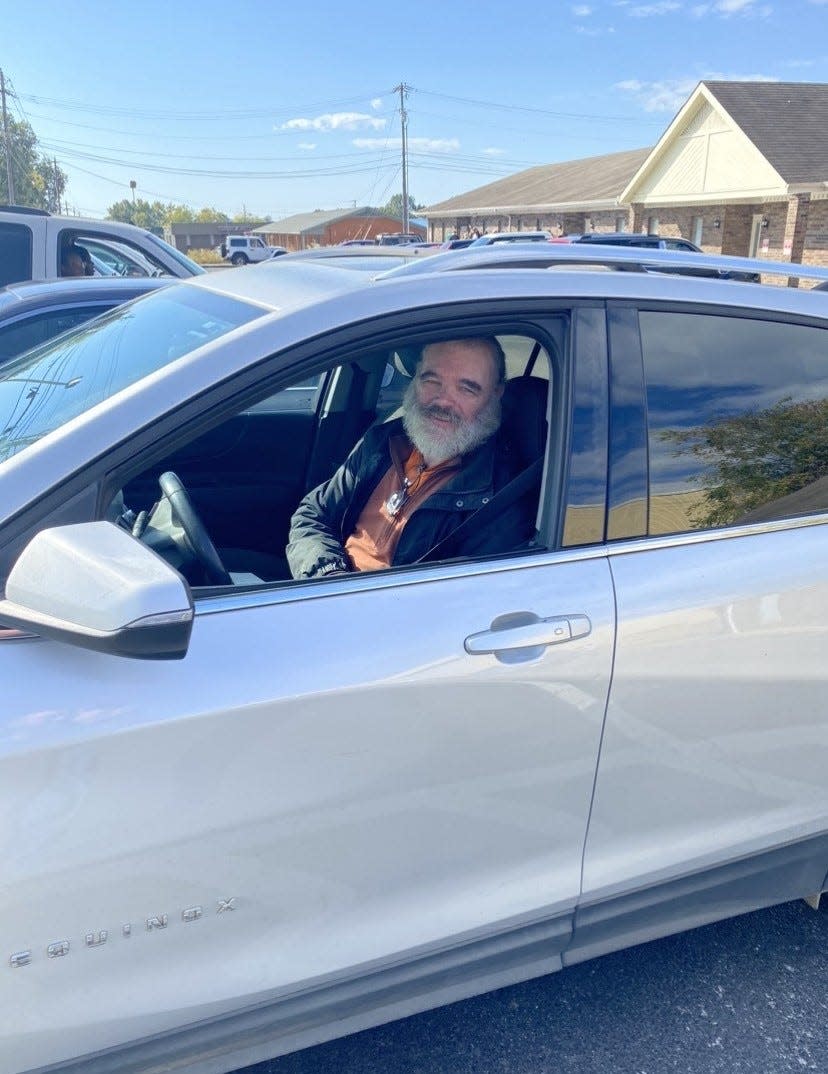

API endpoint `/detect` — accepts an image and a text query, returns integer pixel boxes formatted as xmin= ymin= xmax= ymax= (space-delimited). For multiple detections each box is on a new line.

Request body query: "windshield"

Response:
xmin=144 ymin=233 xmax=206 ymax=276
xmin=0 ymin=286 xmax=261 ymax=463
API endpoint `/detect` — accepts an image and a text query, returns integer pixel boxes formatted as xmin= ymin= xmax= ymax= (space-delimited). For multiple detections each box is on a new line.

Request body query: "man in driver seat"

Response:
xmin=286 ymin=337 xmax=538 ymax=579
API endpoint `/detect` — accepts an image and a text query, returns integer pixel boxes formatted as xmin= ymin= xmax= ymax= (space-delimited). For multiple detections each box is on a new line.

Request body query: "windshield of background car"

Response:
xmin=144 ymin=232 xmax=207 ymax=275
xmin=0 ymin=287 xmax=262 ymax=463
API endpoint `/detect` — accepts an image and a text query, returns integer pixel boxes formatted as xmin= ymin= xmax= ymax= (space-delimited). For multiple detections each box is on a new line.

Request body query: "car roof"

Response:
xmin=473 ymin=231 xmax=550 ymax=242
xmin=0 ymin=276 xmax=172 ymax=309
xmin=253 ymin=246 xmax=436 ymax=274
xmin=279 ymin=245 xmax=432 ymax=260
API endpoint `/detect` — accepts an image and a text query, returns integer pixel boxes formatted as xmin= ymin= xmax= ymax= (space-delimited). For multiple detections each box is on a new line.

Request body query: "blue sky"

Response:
xmin=3 ymin=0 xmax=827 ymax=220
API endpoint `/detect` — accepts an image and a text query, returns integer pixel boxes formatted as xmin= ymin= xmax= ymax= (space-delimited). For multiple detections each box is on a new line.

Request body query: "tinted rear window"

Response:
xmin=0 ymin=223 xmax=33 ymax=287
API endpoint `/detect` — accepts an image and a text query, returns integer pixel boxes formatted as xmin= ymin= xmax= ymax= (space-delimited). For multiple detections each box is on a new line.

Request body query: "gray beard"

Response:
xmin=402 ymin=381 xmax=502 ymax=466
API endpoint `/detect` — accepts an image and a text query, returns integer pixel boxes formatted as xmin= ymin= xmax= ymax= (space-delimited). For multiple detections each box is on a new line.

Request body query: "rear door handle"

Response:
xmin=465 ymin=613 xmax=591 ymax=659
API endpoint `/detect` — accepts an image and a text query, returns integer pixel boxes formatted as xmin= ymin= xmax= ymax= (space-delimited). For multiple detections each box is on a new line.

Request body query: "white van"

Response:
xmin=0 ymin=206 xmax=204 ymax=288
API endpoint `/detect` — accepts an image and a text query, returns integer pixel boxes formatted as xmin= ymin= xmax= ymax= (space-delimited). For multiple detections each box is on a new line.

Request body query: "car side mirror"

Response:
xmin=0 ymin=521 xmax=193 ymax=660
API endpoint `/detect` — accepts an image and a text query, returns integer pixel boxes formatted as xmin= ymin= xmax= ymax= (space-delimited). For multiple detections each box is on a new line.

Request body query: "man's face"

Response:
xmin=62 ymin=253 xmax=85 ymax=277
xmin=403 ymin=340 xmax=504 ymax=465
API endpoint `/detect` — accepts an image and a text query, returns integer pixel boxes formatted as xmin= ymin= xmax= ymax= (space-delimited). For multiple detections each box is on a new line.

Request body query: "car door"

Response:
xmin=1 ymin=306 xmax=616 ymax=1073
xmin=572 ymin=303 xmax=828 ymax=963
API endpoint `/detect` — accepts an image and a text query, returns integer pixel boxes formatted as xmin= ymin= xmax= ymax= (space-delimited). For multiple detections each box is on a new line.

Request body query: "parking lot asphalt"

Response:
xmin=239 ymin=899 xmax=828 ymax=1074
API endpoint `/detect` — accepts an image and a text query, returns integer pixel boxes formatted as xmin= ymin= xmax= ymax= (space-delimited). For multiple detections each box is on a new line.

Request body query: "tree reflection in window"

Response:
xmin=661 ymin=396 xmax=828 ymax=528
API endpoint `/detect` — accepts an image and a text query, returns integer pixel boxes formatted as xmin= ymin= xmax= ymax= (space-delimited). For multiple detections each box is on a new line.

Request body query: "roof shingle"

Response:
xmin=424 ymin=147 xmax=652 ymax=215
xmin=703 ymin=81 xmax=828 ymax=184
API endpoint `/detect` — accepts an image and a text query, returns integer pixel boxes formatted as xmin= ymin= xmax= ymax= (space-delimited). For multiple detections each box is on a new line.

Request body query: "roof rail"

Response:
xmin=0 ymin=205 xmax=51 ymax=216
xmin=377 ymin=243 xmax=828 ymax=287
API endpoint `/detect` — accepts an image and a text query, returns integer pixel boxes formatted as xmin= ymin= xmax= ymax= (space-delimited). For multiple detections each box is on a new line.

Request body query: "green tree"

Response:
xmin=195 ymin=206 xmax=229 ymax=222
xmin=0 ymin=118 xmax=66 ymax=210
xmin=106 ymin=198 xmax=168 ymax=231
xmin=663 ymin=396 xmax=828 ymax=527
xmin=164 ymin=204 xmax=196 ymax=224
xmin=381 ymin=193 xmax=422 ymax=219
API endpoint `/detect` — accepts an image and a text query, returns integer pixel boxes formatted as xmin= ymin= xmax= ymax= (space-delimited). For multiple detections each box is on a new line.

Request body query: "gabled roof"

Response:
xmin=622 ymin=80 xmax=828 ymax=204
xmin=423 ymin=147 xmax=652 ymax=218
xmin=255 ymin=207 xmax=381 ymax=235
xmin=704 ymin=80 xmax=828 ymax=184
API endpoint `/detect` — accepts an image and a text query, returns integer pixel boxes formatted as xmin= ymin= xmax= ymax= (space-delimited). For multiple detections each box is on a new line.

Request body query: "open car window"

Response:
xmin=111 ymin=327 xmax=562 ymax=593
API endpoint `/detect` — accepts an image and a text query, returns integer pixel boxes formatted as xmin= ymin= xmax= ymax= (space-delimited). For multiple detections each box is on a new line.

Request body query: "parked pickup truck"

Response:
xmin=220 ymin=235 xmax=286 ymax=265
xmin=0 ymin=206 xmax=204 ymax=287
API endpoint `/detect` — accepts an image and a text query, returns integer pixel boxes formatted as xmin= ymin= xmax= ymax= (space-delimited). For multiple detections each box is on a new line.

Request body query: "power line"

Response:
xmin=413 ymin=86 xmax=664 ymax=124
xmin=16 ymin=89 xmax=395 ymax=122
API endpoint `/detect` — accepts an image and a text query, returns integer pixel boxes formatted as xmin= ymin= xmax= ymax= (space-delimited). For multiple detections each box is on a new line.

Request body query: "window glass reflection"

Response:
xmin=641 ymin=311 xmax=828 ymax=533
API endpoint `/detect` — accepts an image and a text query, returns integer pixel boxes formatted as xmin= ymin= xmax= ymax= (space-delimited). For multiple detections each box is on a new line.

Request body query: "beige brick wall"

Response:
xmin=427 ymin=197 xmax=828 ymax=274
xmin=802 ymin=198 xmax=828 ymax=268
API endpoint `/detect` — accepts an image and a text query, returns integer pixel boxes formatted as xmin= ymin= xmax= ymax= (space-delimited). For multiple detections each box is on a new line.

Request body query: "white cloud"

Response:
xmin=352 ymin=137 xmax=460 ymax=152
xmin=572 ymin=4 xmax=593 ymax=13
xmin=483 ymin=147 xmax=506 ymax=156
xmin=615 ymin=72 xmax=778 ymax=111
xmin=280 ymin=112 xmax=386 ymax=132
xmin=692 ymin=0 xmax=771 ymax=14
xmin=298 ymin=142 xmax=316 ymax=150
xmin=626 ymin=1 xmax=680 ymax=15
xmin=575 ymin=23 xmax=616 ymax=32
xmin=370 ymin=98 xmax=383 ymax=110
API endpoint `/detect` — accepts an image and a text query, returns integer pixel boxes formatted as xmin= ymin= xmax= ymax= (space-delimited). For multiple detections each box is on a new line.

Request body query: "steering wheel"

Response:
xmin=157 ymin=471 xmax=232 ymax=586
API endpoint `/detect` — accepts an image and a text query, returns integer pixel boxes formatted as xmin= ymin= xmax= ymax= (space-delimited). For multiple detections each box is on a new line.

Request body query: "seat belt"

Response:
xmin=414 ymin=455 xmax=544 ymax=565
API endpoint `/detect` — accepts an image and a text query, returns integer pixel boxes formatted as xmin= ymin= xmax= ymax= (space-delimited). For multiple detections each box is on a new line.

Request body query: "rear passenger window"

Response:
xmin=0 ymin=223 xmax=33 ymax=287
xmin=641 ymin=311 xmax=828 ymax=534
xmin=0 ymin=307 xmax=110 ymax=361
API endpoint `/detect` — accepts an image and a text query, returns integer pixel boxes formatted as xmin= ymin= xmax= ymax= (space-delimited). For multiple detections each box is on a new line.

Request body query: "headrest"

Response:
xmin=500 ymin=375 xmax=548 ymax=467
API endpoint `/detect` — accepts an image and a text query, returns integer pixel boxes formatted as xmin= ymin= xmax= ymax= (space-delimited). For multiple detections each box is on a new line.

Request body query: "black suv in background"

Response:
xmin=574 ymin=231 xmax=702 ymax=252
xmin=572 ymin=232 xmax=760 ymax=282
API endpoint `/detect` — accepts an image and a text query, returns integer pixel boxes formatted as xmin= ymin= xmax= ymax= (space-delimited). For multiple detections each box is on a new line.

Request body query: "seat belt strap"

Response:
xmin=414 ymin=455 xmax=543 ymax=565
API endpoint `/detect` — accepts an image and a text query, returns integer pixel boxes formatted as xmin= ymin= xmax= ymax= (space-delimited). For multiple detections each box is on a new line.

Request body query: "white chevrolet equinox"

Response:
xmin=0 ymin=245 xmax=827 ymax=1074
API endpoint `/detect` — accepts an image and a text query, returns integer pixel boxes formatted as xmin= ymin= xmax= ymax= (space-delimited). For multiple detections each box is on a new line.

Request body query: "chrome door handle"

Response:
xmin=465 ymin=613 xmax=591 ymax=658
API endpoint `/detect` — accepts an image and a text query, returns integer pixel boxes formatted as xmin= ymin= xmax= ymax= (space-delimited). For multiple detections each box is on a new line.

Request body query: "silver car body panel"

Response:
xmin=2 ymin=550 xmax=615 ymax=1071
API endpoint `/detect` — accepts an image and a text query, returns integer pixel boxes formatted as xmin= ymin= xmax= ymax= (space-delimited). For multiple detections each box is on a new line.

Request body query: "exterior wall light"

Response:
xmin=713 ymin=218 xmax=721 ymax=229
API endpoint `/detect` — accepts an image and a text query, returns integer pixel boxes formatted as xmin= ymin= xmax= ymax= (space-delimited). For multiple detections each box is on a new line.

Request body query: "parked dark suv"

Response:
xmin=574 ymin=232 xmax=702 ymax=252
xmin=572 ymin=233 xmax=760 ymax=282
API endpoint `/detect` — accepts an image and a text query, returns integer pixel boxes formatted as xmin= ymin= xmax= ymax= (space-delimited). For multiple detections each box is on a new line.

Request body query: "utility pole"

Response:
xmin=1 ymin=68 xmax=16 ymax=205
xmin=394 ymin=82 xmax=410 ymax=234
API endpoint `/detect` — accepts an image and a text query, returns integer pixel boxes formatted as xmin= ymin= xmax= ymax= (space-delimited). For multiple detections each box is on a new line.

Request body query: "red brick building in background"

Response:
xmin=253 ymin=208 xmax=424 ymax=251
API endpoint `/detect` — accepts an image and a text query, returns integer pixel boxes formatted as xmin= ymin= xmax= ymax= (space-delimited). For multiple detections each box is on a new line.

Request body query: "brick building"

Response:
xmin=253 ymin=208 xmax=424 ymax=251
xmin=422 ymin=81 xmax=828 ymax=273
xmin=423 ymin=147 xmax=651 ymax=241
xmin=622 ymin=81 xmax=828 ymax=269
xmin=165 ymin=220 xmax=267 ymax=253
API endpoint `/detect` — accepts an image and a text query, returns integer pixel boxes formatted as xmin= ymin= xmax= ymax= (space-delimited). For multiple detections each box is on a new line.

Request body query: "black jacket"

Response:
xmin=286 ymin=418 xmax=537 ymax=579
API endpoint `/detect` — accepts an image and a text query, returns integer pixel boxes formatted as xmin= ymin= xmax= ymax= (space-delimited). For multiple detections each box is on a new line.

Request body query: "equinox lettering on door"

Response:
xmin=8 ymin=898 xmax=237 ymax=968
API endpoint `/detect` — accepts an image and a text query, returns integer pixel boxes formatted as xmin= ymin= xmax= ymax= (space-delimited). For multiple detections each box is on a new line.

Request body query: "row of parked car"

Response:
xmin=1 ymin=203 xmax=828 ymax=1074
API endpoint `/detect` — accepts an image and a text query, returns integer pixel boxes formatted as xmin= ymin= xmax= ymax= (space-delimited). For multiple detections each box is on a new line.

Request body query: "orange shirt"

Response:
xmin=345 ymin=436 xmax=459 ymax=572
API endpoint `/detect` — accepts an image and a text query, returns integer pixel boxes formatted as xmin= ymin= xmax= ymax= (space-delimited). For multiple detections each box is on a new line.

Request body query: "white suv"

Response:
xmin=220 ymin=235 xmax=286 ymax=265
xmin=0 ymin=206 xmax=204 ymax=287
